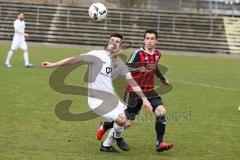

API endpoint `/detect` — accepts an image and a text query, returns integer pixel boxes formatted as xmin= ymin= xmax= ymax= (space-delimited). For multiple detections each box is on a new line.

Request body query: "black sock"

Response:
xmin=114 ymin=137 xmax=122 ymax=141
xmin=103 ymin=121 xmax=114 ymax=130
xmin=155 ymin=115 xmax=166 ymax=144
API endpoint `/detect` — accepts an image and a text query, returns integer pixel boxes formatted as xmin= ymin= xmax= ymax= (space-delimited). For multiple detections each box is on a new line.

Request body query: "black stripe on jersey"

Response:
xmin=144 ymin=71 xmax=154 ymax=88
xmin=127 ymin=48 xmax=142 ymax=64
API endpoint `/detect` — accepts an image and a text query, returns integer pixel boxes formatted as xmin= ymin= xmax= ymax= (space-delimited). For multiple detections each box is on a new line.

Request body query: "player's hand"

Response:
xmin=41 ymin=61 xmax=55 ymax=68
xmin=142 ymin=98 xmax=153 ymax=113
xmin=163 ymin=80 xmax=171 ymax=86
xmin=24 ymin=33 xmax=29 ymax=37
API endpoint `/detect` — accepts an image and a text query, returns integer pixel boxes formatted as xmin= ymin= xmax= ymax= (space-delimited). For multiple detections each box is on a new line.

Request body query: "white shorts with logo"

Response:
xmin=11 ymin=37 xmax=27 ymax=50
xmin=88 ymin=97 xmax=127 ymax=122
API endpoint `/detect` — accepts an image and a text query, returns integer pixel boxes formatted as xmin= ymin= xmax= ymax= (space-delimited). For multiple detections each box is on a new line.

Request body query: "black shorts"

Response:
xmin=124 ymin=90 xmax=164 ymax=120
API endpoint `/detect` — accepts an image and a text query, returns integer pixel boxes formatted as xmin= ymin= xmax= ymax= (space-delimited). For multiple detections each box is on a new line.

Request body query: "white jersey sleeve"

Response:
xmin=85 ymin=50 xmax=103 ymax=58
xmin=78 ymin=51 xmax=100 ymax=64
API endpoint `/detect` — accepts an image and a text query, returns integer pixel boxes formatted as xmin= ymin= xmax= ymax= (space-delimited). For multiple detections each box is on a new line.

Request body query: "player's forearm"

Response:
xmin=53 ymin=57 xmax=79 ymax=67
xmin=15 ymin=29 xmax=25 ymax=35
xmin=48 ymin=54 xmax=101 ymax=68
xmin=126 ymin=73 xmax=147 ymax=100
xmin=53 ymin=54 xmax=100 ymax=66
xmin=132 ymin=85 xmax=148 ymax=100
xmin=155 ymin=66 xmax=166 ymax=82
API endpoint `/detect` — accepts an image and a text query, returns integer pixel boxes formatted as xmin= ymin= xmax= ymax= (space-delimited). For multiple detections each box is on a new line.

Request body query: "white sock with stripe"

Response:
xmin=103 ymin=122 xmax=124 ymax=147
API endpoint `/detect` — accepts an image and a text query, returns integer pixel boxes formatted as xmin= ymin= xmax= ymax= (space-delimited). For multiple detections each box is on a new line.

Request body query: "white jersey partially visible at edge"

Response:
xmin=14 ymin=19 xmax=25 ymax=39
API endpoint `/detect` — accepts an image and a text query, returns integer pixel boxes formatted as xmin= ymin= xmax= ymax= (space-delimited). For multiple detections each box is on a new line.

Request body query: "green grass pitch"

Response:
xmin=0 ymin=42 xmax=240 ymax=160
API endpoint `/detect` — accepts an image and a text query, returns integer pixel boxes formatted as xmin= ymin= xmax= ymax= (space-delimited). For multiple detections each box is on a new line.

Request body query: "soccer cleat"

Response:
xmin=25 ymin=64 xmax=34 ymax=68
xmin=100 ymin=143 xmax=121 ymax=153
xmin=156 ymin=142 xmax=173 ymax=152
xmin=97 ymin=124 xmax=106 ymax=140
xmin=5 ymin=63 xmax=12 ymax=68
xmin=114 ymin=137 xmax=130 ymax=151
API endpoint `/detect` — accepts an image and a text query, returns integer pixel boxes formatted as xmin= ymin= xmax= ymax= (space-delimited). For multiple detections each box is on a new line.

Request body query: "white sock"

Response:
xmin=103 ymin=128 xmax=114 ymax=147
xmin=112 ymin=122 xmax=124 ymax=138
xmin=5 ymin=50 xmax=14 ymax=64
xmin=103 ymin=122 xmax=124 ymax=147
xmin=23 ymin=51 xmax=29 ymax=65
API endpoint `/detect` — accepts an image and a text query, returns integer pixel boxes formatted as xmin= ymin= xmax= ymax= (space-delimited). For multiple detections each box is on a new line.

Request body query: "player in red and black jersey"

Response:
xmin=97 ymin=30 xmax=173 ymax=152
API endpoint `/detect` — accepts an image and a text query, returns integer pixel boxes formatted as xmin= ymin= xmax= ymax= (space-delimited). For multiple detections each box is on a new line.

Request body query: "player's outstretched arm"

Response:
xmin=42 ymin=56 xmax=80 ymax=68
xmin=125 ymin=72 xmax=153 ymax=113
xmin=42 ymin=54 xmax=101 ymax=68
xmin=155 ymin=67 xmax=171 ymax=86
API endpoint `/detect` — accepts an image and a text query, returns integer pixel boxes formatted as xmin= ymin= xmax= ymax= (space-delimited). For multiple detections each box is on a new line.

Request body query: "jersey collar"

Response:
xmin=142 ymin=47 xmax=155 ymax=55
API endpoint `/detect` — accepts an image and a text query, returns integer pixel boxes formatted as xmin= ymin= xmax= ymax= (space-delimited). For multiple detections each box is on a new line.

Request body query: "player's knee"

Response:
xmin=155 ymin=105 xmax=166 ymax=116
xmin=155 ymin=106 xmax=167 ymax=125
xmin=125 ymin=120 xmax=134 ymax=128
xmin=115 ymin=113 xmax=127 ymax=126
xmin=116 ymin=118 xmax=126 ymax=126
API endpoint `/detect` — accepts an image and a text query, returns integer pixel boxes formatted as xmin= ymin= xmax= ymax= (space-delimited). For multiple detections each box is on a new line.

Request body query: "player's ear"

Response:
xmin=119 ymin=41 xmax=123 ymax=48
xmin=154 ymin=36 xmax=158 ymax=43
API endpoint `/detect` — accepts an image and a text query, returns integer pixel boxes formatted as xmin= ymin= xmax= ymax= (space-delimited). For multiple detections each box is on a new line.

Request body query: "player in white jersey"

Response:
xmin=5 ymin=12 xmax=34 ymax=68
xmin=41 ymin=33 xmax=153 ymax=152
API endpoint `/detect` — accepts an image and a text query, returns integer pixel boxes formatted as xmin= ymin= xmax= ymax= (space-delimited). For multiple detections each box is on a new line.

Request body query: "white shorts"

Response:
xmin=88 ymin=97 xmax=127 ymax=122
xmin=11 ymin=37 xmax=27 ymax=50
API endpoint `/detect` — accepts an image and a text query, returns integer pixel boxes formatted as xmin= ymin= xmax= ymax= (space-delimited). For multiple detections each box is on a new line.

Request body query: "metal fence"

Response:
xmin=1 ymin=2 xmax=238 ymax=53
xmin=109 ymin=0 xmax=240 ymax=16
xmin=0 ymin=2 xmax=229 ymax=37
xmin=0 ymin=0 xmax=240 ymax=16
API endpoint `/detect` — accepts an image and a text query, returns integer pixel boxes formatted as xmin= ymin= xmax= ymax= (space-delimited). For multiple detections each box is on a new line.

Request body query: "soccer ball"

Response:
xmin=88 ymin=3 xmax=107 ymax=21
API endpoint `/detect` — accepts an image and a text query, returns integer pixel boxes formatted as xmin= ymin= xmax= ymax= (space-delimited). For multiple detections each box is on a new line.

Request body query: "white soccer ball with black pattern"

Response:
xmin=88 ymin=3 xmax=107 ymax=21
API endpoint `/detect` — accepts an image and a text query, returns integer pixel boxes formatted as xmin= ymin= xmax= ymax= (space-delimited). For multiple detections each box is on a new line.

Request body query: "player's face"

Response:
xmin=144 ymin=33 xmax=157 ymax=50
xmin=107 ymin=37 xmax=122 ymax=54
xmin=18 ymin=13 xmax=24 ymax=21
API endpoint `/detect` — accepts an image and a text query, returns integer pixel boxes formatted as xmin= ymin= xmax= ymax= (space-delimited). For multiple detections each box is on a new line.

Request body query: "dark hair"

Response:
xmin=144 ymin=30 xmax=158 ymax=39
xmin=110 ymin=33 xmax=123 ymax=40
xmin=17 ymin=12 xmax=23 ymax=15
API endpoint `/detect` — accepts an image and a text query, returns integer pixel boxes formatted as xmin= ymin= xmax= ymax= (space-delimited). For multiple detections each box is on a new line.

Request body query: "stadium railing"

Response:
xmin=0 ymin=2 xmax=239 ymax=53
